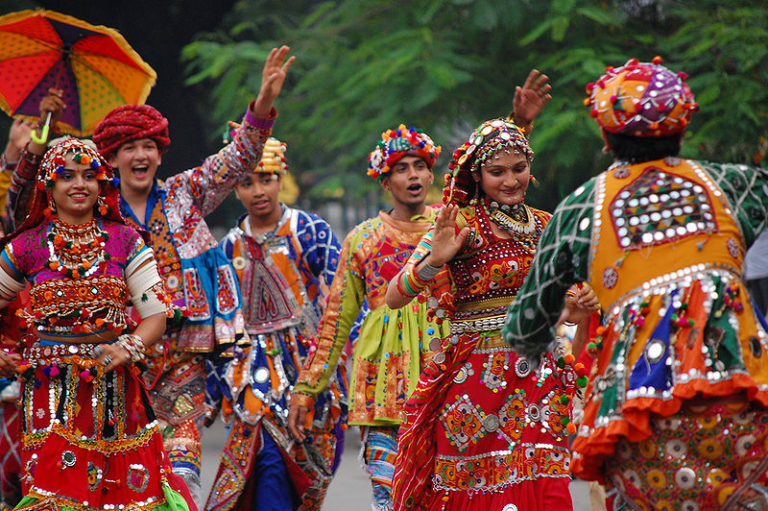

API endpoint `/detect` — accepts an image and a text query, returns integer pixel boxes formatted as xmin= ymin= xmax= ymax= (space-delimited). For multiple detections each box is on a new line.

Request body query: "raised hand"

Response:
xmin=512 ymin=69 xmax=552 ymax=127
xmin=425 ymin=204 xmax=470 ymax=267
xmin=251 ymin=46 xmax=296 ymax=117
xmin=29 ymin=88 xmax=66 ymax=152
xmin=39 ymin=88 xmax=66 ymax=125
xmin=4 ymin=118 xmax=34 ymax=162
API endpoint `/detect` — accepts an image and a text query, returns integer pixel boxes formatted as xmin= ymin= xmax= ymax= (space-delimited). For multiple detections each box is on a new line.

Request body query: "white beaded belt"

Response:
xmin=449 ymin=314 xmax=506 ymax=334
xmin=23 ymin=342 xmax=100 ymax=365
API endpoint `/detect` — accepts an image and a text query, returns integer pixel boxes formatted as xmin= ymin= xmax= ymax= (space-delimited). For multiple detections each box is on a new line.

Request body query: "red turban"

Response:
xmin=93 ymin=104 xmax=171 ymax=158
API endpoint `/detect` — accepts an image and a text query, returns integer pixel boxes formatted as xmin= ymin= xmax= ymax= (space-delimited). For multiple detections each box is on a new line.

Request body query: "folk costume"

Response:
xmin=205 ymin=138 xmax=347 ymax=511
xmin=392 ymin=120 xmax=582 ymax=511
xmin=0 ymin=138 xmax=190 ymax=511
xmin=293 ymin=126 xmax=448 ymax=511
xmin=93 ymin=104 xmax=273 ymax=501
xmin=503 ymin=58 xmax=768 ymax=510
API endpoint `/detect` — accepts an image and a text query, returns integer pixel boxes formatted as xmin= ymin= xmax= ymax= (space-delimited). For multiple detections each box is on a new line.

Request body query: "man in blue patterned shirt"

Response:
xmin=205 ymin=137 xmax=347 ymax=511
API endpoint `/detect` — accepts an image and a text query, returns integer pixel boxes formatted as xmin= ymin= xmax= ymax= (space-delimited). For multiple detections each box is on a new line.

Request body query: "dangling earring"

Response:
xmin=43 ymin=199 xmax=56 ymax=218
xmin=530 ymin=174 xmax=538 ymax=187
xmin=97 ymin=196 xmax=108 ymax=216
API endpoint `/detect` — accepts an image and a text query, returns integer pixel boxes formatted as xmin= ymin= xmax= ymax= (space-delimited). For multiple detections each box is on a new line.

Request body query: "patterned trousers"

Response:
xmin=361 ymin=425 xmax=400 ymax=511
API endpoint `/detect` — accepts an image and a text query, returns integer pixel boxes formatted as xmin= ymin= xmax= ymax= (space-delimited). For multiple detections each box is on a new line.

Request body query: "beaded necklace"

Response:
xmin=483 ymin=200 xmax=536 ymax=235
xmin=46 ymin=218 xmax=110 ymax=278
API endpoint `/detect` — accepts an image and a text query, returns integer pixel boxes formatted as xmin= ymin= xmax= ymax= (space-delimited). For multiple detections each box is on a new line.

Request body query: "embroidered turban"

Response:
xmin=93 ymin=104 xmax=170 ymax=158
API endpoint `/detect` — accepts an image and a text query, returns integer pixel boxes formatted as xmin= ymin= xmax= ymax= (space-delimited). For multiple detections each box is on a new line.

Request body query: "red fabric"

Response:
xmin=93 ymin=104 xmax=170 ymax=158
xmin=424 ymin=479 xmax=571 ymax=511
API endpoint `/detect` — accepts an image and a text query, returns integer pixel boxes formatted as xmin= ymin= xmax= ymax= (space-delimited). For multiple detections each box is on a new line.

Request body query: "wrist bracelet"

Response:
xmin=116 ymin=334 xmax=146 ymax=363
xmin=416 ymin=261 xmax=442 ymax=282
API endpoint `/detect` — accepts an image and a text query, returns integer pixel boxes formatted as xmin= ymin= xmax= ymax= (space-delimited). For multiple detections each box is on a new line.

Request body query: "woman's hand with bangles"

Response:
xmin=425 ymin=204 xmax=470 ymax=268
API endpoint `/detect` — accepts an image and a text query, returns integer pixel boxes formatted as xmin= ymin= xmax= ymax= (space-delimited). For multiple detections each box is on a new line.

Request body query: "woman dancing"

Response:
xmin=0 ymin=136 xmax=190 ymax=511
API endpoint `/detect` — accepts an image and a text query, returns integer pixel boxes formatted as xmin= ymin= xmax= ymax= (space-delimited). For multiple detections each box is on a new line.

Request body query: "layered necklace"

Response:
xmin=46 ymin=218 xmax=110 ymax=278
xmin=484 ymin=199 xmax=536 ymax=235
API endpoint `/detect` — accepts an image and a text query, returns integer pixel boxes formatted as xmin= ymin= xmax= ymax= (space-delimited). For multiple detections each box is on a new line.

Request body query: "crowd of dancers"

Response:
xmin=0 ymin=46 xmax=766 ymax=511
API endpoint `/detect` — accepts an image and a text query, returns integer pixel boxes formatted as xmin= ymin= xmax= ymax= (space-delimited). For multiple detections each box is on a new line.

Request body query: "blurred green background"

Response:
xmin=3 ymin=0 xmax=767 ymax=235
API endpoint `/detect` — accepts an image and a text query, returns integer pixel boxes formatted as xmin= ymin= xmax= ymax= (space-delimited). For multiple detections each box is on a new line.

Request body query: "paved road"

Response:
xmin=200 ymin=420 xmax=593 ymax=510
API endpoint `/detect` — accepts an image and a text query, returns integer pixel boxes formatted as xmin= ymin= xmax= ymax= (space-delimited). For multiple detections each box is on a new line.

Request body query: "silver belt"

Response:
xmin=449 ymin=314 xmax=506 ymax=334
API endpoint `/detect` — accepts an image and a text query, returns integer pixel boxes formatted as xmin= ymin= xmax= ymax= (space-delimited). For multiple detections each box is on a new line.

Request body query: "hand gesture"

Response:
xmin=4 ymin=118 xmax=34 ymax=162
xmin=512 ymin=69 xmax=552 ymax=127
xmin=559 ymin=283 xmax=600 ymax=326
xmin=251 ymin=46 xmax=296 ymax=117
xmin=427 ymin=204 xmax=470 ymax=267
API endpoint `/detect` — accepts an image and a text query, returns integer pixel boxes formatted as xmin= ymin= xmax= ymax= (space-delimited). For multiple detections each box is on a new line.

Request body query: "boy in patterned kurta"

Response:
xmin=288 ymin=126 xmax=449 ymax=511
xmin=92 ymin=47 xmax=294 ymax=505
xmin=205 ymin=138 xmax=347 ymax=511
xmin=503 ymin=58 xmax=768 ymax=510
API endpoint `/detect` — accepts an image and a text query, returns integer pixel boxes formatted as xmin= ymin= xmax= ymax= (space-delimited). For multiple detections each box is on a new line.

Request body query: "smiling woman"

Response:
xmin=0 ymin=137 xmax=190 ymax=511
xmin=49 ymin=157 xmax=101 ymax=224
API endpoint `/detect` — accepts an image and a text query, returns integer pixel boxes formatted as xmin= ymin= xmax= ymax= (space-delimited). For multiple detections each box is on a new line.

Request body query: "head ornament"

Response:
xmin=585 ymin=56 xmax=697 ymax=138
xmin=443 ymin=118 xmax=532 ymax=206
xmin=367 ymin=124 xmax=440 ymax=181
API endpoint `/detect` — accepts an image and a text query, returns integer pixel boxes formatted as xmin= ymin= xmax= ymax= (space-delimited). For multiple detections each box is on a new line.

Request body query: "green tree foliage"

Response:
xmin=182 ymin=0 xmax=768 ymax=210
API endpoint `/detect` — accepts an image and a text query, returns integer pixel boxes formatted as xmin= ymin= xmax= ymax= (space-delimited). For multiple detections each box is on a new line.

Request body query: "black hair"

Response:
xmin=605 ymin=131 xmax=682 ymax=163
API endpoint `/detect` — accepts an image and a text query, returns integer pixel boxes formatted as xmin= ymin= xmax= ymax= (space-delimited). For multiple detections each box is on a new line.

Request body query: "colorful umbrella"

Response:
xmin=0 ymin=9 xmax=157 ymax=137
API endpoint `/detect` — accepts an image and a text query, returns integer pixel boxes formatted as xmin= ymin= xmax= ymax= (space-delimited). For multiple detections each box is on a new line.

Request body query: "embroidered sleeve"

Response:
xmin=293 ymin=229 xmax=364 ymax=398
xmin=163 ymin=108 xmax=277 ymax=218
xmin=297 ymin=211 xmax=342 ymax=287
xmin=502 ymin=178 xmax=596 ymax=359
xmin=6 ymin=148 xmax=41 ymax=232
xmin=704 ymin=162 xmax=768 ymax=245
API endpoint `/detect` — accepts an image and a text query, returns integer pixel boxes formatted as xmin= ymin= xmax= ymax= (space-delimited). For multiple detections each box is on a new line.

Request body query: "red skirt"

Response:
xmin=16 ymin=341 xmax=188 ymax=511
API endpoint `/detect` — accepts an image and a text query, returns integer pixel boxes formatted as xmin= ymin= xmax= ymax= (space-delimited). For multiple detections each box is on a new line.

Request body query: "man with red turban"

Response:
xmin=92 ymin=46 xmax=294 ymax=506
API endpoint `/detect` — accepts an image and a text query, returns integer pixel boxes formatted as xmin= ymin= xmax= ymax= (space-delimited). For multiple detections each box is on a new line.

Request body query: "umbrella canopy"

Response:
xmin=0 ymin=9 xmax=156 ymax=137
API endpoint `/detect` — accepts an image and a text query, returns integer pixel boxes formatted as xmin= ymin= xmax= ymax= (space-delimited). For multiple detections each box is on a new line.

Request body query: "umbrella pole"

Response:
xmin=30 ymin=112 xmax=52 ymax=145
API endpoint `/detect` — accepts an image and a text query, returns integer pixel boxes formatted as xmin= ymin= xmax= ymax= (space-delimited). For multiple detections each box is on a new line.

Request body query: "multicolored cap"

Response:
xmin=585 ymin=56 xmax=698 ymax=138
xmin=255 ymin=137 xmax=288 ymax=175
xmin=443 ymin=118 xmax=532 ymax=206
xmin=367 ymin=124 xmax=440 ymax=181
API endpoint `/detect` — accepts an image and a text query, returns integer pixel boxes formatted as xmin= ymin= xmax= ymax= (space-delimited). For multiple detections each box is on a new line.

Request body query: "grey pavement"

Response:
xmin=200 ymin=420 xmax=593 ymax=510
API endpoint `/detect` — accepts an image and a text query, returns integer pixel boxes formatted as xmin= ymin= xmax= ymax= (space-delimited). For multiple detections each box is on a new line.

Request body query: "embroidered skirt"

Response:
xmin=15 ymin=341 xmax=190 ymax=511
xmin=394 ymin=331 xmax=577 ymax=511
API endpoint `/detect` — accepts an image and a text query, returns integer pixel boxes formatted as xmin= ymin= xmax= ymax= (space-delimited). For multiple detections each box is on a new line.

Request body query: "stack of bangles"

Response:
xmin=116 ymin=333 xmax=146 ymax=363
xmin=397 ymin=261 xmax=443 ymax=298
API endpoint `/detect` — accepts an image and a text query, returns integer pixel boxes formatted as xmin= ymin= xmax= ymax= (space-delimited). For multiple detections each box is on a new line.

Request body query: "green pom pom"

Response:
xmin=560 ymin=395 xmax=570 ymax=405
xmin=576 ymin=376 xmax=589 ymax=388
